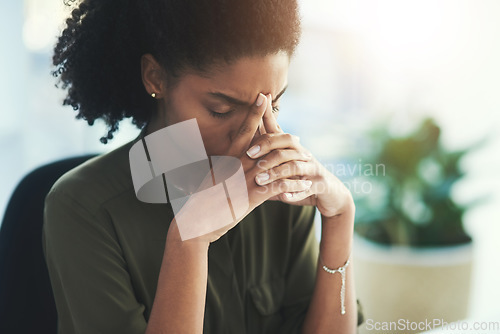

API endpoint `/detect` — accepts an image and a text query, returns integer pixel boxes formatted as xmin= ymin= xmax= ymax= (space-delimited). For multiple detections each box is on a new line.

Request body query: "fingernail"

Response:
xmin=302 ymin=180 xmax=312 ymax=188
xmin=255 ymin=93 xmax=265 ymax=107
xmin=284 ymin=192 xmax=293 ymax=199
xmin=246 ymin=145 xmax=260 ymax=157
xmin=255 ymin=172 xmax=269 ymax=184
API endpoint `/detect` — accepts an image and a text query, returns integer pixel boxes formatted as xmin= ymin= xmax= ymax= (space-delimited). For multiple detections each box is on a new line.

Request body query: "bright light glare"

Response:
xmin=23 ymin=0 xmax=73 ymax=53
xmin=362 ymin=1 xmax=446 ymax=68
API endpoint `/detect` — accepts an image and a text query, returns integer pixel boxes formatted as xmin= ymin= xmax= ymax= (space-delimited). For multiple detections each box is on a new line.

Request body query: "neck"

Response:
xmin=145 ymin=101 xmax=169 ymax=135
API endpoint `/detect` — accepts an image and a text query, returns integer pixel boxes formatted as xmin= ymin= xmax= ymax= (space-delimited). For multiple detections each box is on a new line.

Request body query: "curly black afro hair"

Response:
xmin=52 ymin=0 xmax=302 ymax=143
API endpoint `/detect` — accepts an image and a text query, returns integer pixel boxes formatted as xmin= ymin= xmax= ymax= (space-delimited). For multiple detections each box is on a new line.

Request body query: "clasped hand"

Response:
xmin=239 ymin=93 xmax=354 ymax=219
xmin=174 ymin=93 xmax=354 ymax=244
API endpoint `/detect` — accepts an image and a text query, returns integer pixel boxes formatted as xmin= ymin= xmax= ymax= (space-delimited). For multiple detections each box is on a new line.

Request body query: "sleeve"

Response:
xmin=42 ymin=189 xmax=148 ymax=334
xmin=278 ymin=205 xmax=365 ymax=334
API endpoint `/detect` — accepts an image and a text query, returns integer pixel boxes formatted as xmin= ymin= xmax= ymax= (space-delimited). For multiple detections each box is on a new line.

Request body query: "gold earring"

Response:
xmin=151 ymin=92 xmax=156 ymax=98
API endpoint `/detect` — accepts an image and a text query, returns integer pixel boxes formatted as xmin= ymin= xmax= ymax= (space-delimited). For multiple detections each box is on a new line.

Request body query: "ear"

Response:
xmin=141 ymin=54 xmax=166 ymax=98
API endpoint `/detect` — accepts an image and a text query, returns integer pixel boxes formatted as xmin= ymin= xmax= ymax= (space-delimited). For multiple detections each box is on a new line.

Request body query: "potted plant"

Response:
xmin=348 ymin=116 xmax=485 ymax=333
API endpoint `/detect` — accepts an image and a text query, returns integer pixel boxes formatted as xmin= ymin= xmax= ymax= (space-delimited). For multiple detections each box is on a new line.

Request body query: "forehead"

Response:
xmin=179 ymin=53 xmax=290 ymax=102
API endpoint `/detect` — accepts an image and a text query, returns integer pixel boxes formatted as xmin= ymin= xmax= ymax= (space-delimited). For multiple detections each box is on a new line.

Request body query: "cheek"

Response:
xmin=197 ymin=122 xmax=234 ymax=155
xmin=189 ymin=113 xmax=250 ymax=155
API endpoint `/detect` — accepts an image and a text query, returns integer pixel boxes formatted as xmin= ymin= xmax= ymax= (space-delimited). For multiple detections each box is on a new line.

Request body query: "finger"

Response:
xmin=246 ymin=133 xmax=306 ymax=159
xmin=281 ymin=188 xmax=315 ymax=202
xmin=229 ymin=93 xmax=267 ymax=156
xmin=258 ymin=118 xmax=266 ymax=136
xmin=254 ymin=160 xmax=316 ymax=186
xmin=263 ymin=93 xmax=282 ymax=134
xmin=258 ymin=178 xmax=313 ymax=199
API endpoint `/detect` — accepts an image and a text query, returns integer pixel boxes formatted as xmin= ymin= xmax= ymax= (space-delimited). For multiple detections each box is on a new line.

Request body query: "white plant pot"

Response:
xmin=353 ymin=233 xmax=474 ymax=334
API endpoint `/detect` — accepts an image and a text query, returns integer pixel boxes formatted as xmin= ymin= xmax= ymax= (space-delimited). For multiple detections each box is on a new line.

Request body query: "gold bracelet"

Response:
xmin=319 ymin=252 xmax=351 ymax=315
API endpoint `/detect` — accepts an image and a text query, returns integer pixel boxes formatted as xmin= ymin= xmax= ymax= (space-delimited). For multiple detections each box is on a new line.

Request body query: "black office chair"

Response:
xmin=0 ymin=154 xmax=97 ymax=334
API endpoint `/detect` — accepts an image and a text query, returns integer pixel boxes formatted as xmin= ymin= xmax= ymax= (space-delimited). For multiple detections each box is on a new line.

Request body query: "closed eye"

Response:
xmin=208 ymin=109 xmax=234 ymax=119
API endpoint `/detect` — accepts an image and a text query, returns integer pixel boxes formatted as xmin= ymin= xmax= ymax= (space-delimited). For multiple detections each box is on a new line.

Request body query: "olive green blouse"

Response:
xmin=42 ymin=137 xmax=364 ymax=334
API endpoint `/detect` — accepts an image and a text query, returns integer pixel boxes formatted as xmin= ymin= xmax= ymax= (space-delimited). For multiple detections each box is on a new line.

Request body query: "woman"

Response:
xmin=43 ymin=0 xmax=364 ymax=333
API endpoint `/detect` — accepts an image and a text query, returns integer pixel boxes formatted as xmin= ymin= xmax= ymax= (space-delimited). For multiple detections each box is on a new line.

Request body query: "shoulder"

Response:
xmin=46 ymin=140 xmax=136 ymax=216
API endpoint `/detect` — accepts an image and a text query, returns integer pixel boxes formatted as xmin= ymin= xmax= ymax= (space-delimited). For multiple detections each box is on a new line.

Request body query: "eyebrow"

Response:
xmin=207 ymin=84 xmax=288 ymax=106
